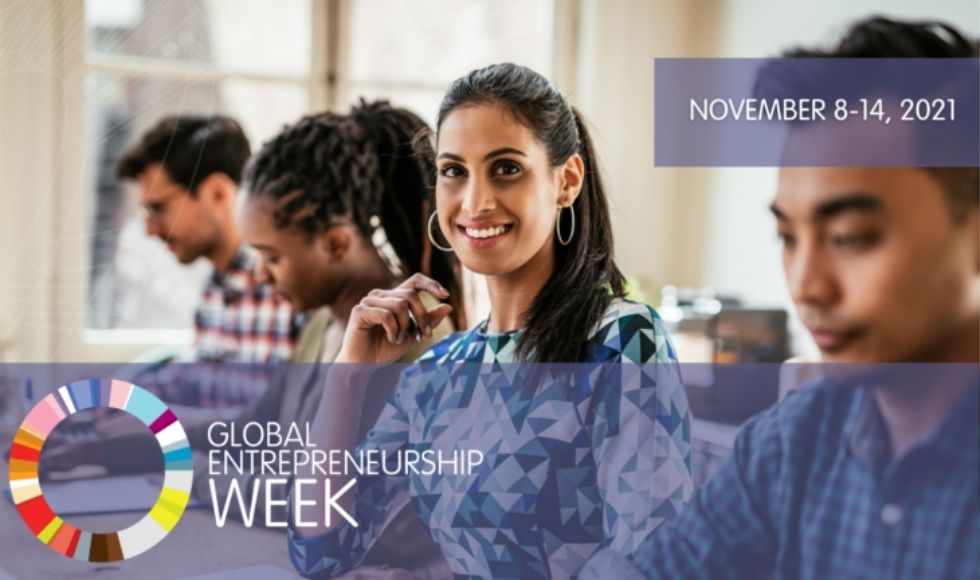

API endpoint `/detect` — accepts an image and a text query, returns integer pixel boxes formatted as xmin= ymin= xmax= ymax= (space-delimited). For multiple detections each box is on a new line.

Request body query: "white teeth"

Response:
xmin=465 ymin=225 xmax=508 ymax=239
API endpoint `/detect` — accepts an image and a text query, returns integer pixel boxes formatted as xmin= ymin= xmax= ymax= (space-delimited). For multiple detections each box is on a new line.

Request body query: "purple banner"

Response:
xmin=1 ymin=363 xmax=976 ymax=578
xmin=654 ymin=58 xmax=980 ymax=167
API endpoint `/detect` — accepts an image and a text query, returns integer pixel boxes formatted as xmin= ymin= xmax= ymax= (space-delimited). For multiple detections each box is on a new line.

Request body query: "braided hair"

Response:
xmin=243 ymin=100 xmax=464 ymax=327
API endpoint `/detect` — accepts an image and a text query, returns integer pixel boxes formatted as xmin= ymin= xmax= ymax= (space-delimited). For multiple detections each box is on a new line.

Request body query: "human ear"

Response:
xmin=197 ymin=173 xmax=236 ymax=206
xmin=320 ymin=225 xmax=353 ymax=261
xmin=557 ymin=153 xmax=585 ymax=206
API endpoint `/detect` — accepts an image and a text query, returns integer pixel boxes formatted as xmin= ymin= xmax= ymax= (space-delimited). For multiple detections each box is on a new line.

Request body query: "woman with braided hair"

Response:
xmin=242 ymin=99 xmax=464 ymax=339
xmin=217 ymin=100 xmax=458 ymax=572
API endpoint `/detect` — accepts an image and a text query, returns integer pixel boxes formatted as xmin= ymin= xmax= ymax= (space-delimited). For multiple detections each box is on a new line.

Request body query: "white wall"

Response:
xmin=571 ymin=0 xmax=714 ymax=300
xmin=0 ymin=0 xmax=61 ymax=362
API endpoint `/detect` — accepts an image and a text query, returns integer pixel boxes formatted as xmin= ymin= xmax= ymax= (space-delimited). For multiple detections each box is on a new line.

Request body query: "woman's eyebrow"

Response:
xmin=484 ymin=147 xmax=527 ymax=160
xmin=436 ymin=147 xmax=529 ymax=162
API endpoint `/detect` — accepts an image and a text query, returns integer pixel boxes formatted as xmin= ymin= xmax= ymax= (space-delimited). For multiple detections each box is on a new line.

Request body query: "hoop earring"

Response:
xmin=556 ymin=205 xmax=575 ymax=246
xmin=428 ymin=211 xmax=454 ymax=252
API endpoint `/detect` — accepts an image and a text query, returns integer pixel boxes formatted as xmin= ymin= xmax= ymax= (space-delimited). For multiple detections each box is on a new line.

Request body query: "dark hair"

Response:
xmin=433 ymin=62 xmax=626 ymax=363
xmin=758 ymin=16 xmax=979 ymax=220
xmin=116 ymin=115 xmax=251 ymax=194
xmin=785 ymin=16 xmax=977 ymax=59
xmin=243 ymin=100 xmax=464 ymax=327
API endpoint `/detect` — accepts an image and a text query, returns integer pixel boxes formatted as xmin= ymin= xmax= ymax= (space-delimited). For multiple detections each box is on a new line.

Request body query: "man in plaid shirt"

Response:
xmin=582 ymin=17 xmax=979 ymax=580
xmin=117 ymin=115 xmax=302 ymax=408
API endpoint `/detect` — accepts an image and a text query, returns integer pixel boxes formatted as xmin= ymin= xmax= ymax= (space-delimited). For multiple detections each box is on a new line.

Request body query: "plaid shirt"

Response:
xmin=627 ymin=381 xmax=979 ymax=580
xmin=189 ymin=245 xmax=301 ymax=406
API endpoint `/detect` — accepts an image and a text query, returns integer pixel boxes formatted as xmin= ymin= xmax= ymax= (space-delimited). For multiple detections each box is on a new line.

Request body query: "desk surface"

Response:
xmin=0 ymin=456 xmax=295 ymax=579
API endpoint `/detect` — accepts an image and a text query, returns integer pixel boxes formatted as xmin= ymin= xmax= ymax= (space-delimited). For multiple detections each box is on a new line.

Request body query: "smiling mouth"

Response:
xmin=458 ymin=224 xmax=513 ymax=240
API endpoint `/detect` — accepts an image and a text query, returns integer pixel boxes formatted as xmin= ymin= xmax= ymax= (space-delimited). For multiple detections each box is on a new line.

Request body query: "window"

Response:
xmin=84 ymin=0 xmax=318 ymax=331
xmin=337 ymin=0 xmax=555 ymax=122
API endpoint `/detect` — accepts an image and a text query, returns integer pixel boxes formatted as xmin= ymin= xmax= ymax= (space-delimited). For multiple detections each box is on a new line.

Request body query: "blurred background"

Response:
xmin=0 ymin=0 xmax=977 ymax=363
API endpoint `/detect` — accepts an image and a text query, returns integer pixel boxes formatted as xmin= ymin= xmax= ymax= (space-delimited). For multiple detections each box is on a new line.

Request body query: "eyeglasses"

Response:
xmin=140 ymin=188 xmax=188 ymax=221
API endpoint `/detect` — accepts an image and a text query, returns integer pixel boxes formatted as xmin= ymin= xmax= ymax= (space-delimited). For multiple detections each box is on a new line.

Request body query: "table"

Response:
xmin=691 ymin=418 xmax=740 ymax=487
xmin=1 ymin=438 xmax=296 ymax=579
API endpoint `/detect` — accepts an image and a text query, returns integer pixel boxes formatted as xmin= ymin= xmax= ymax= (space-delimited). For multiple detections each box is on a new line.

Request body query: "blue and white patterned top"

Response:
xmin=289 ymin=298 xmax=693 ymax=579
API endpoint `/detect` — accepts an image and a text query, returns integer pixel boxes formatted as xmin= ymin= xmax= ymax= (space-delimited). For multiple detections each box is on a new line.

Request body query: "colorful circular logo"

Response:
xmin=7 ymin=379 xmax=193 ymax=562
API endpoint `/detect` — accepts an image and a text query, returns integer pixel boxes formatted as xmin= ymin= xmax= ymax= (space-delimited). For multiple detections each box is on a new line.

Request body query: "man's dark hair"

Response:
xmin=116 ymin=115 xmax=251 ymax=195
xmin=785 ymin=16 xmax=977 ymax=59
xmin=758 ymin=16 xmax=979 ymax=220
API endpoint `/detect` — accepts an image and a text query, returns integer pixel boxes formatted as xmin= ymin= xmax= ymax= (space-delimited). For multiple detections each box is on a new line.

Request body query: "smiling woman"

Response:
xmin=427 ymin=63 xmax=627 ymax=363
xmin=290 ymin=63 xmax=693 ymax=579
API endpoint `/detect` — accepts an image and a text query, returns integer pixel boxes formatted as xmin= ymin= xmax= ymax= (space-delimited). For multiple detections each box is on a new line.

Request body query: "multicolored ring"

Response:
xmin=7 ymin=379 xmax=193 ymax=562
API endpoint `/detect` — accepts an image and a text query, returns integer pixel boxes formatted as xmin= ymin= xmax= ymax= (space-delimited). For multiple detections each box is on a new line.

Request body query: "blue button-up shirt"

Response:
xmin=626 ymin=381 xmax=979 ymax=580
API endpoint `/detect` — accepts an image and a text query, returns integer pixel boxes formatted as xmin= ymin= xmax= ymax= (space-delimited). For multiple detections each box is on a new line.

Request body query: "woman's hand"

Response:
xmin=337 ymin=274 xmax=453 ymax=364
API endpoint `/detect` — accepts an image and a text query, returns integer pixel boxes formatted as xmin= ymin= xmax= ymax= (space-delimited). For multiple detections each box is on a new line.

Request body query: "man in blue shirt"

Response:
xmin=583 ymin=17 xmax=979 ymax=580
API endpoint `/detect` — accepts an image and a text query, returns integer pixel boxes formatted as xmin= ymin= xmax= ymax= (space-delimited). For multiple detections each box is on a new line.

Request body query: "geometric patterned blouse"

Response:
xmin=288 ymin=298 xmax=693 ymax=579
